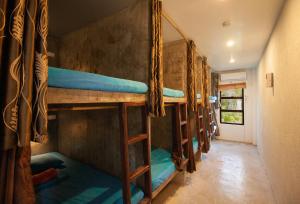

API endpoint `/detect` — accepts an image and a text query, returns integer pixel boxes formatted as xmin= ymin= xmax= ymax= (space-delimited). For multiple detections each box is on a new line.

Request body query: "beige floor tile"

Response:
xmin=153 ymin=140 xmax=275 ymax=204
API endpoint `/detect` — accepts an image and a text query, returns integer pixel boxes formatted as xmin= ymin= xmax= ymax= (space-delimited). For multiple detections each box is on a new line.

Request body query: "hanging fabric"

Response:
xmin=201 ymin=57 xmax=209 ymax=109
xmin=187 ymin=40 xmax=197 ymax=112
xmin=0 ymin=0 xmax=48 ymax=203
xmin=149 ymin=0 xmax=165 ymax=117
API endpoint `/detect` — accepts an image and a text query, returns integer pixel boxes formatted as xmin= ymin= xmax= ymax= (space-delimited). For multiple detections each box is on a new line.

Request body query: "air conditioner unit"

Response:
xmin=220 ymin=72 xmax=247 ymax=82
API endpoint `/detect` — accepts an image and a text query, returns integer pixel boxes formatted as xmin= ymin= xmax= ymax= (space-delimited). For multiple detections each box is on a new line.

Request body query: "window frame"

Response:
xmin=219 ymin=88 xmax=245 ymax=125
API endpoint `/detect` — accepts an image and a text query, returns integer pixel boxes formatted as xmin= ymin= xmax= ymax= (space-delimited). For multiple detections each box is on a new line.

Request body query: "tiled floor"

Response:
xmin=153 ymin=140 xmax=275 ymax=204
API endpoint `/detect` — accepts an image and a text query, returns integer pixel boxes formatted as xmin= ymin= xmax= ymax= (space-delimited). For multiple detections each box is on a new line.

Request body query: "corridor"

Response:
xmin=153 ymin=140 xmax=275 ymax=204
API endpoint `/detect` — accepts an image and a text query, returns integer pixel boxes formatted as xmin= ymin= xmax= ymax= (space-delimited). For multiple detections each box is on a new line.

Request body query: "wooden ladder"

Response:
xmin=196 ymin=104 xmax=205 ymax=156
xmin=175 ymin=103 xmax=189 ymax=170
xmin=119 ymin=102 xmax=152 ymax=204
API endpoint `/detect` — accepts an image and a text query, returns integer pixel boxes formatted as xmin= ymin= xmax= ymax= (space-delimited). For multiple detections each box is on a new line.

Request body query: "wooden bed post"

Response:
xmin=119 ymin=103 xmax=131 ymax=204
xmin=119 ymin=102 xmax=152 ymax=204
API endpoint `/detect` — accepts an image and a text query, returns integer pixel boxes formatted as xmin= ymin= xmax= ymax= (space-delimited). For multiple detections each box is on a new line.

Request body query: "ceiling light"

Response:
xmin=226 ymin=40 xmax=235 ymax=47
xmin=230 ymin=57 xmax=235 ymax=63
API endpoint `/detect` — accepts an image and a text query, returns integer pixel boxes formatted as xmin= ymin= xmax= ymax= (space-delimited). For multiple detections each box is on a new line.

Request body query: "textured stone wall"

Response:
xmin=163 ymin=40 xmax=188 ymax=94
xmin=58 ymin=0 xmax=150 ymax=83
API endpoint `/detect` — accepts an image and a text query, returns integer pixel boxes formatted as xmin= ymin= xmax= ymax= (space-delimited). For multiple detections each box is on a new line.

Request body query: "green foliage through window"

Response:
xmin=220 ymin=88 xmax=244 ymax=125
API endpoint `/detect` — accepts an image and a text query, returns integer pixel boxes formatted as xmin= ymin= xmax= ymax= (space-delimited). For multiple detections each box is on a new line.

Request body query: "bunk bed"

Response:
xmin=43 ymin=66 xmax=189 ymax=203
xmin=34 ymin=152 xmax=144 ymax=204
xmin=42 ymin=66 xmax=152 ymax=204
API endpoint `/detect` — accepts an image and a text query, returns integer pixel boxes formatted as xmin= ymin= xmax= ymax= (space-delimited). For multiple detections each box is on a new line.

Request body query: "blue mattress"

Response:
xmin=193 ymin=137 xmax=199 ymax=153
xmin=151 ymin=148 xmax=176 ymax=191
xmin=35 ymin=152 xmax=144 ymax=204
xmin=48 ymin=67 xmax=148 ymax=94
xmin=163 ymin=88 xmax=185 ymax=98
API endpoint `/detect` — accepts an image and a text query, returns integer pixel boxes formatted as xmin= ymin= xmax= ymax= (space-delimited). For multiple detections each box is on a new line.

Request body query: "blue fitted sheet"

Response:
xmin=163 ymin=88 xmax=185 ymax=98
xmin=151 ymin=148 xmax=176 ymax=191
xmin=35 ymin=152 xmax=144 ymax=204
xmin=193 ymin=137 xmax=199 ymax=153
xmin=48 ymin=67 xmax=148 ymax=94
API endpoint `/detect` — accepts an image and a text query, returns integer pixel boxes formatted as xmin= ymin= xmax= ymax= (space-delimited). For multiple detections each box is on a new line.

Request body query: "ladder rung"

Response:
xmin=128 ymin=134 xmax=148 ymax=145
xmin=139 ymin=198 xmax=151 ymax=204
xmin=182 ymin=138 xmax=188 ymax=145
xmin=180 ymin=159 xmax=189 ymax=169
xmin=129 ymin=165 xmax=150 ymax=181
xmin=180 ymin=121 xmax=187 ymax=126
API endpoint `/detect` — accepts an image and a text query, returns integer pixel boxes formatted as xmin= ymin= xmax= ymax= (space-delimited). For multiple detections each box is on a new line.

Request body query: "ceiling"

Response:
xmin=48 ymin=0 xmax=136 ymax=36
xmin=163 ymin=0 xmax=285 ymax=71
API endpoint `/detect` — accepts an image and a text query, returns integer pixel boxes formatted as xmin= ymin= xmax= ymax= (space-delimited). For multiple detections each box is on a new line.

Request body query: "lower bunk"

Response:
xmin=33 ymin=149 xmax=178 ymax=204
xmin=33 ymin=152 xmax=143 ymax=204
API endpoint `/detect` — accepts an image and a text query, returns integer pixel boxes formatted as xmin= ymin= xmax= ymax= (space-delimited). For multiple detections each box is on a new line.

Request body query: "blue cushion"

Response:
xmin=48 ymin=67 xmax=148 ymax=94
xmin=163 ymin=88 xmax=184 ymax=98
xmin=151 ymin=148 xmax=176 ymax=191
xmin=31 ymin=153 xmax=64 ymax=175
xmin=35 ymin=152 xmax=144 ymax=204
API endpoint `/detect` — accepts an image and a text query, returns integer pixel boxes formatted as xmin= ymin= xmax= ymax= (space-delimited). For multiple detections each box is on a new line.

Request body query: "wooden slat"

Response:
xmin=179 ymin=159 xmax=189 ymax=169
xmin=128 ymin=134 xmax=147 ymax=145
xmin=182 ymin=138 xmax=188 ymax=145
xmin=180 ymin=121 xmax=187 ymax=126
xmin=152 ymin=170 xmax=179 ymax=199
xmin=139 ymin=198 xmax=151 ymax=204
xmin=164 ymin=96 xmax=187 ymax=103
xmin=129 ymin=165 xmax=150 ymax=181
xmin=48 ymin=87 xmax=146 ymax=104
xmin=48 ymin=105 xmax=118 ymax=111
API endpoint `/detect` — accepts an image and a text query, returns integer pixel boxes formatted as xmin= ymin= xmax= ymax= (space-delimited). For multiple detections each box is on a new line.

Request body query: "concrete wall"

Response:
xmin=256 ymin=0 xmax=300 ymax=203
xmin=163 ymin=40 xmax=187 ymax=95
xmin=58 ymin=0 xmax=149 ymax=83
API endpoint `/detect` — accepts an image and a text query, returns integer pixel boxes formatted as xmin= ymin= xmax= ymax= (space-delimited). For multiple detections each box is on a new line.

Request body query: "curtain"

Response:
xmin=201 ymin=57 xmax=211 ymax=152
xmin=201 ymin=57 xmax=209 ymax=109
xmin=0 ymin=0 xmax=48 ymax=203
xmin=187 ymin=40 xmax=197 ymax=112
xmin=149 ymin=0 xmax=165 ymax=117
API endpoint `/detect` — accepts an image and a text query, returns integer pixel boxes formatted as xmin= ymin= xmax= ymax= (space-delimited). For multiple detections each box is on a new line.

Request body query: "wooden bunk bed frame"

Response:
xmin=194 ymin=102 xmax=205 ymax=159
xmin=48 ymin=88 xmax=152 ymax=204
xmin=151 ymin=98 xmax=190 ymax=199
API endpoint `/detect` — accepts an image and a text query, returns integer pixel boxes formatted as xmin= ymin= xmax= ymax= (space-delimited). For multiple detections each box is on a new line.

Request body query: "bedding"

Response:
xmin=48 ymin=67 xmax=148 ymax=94
xmin=192 ymin=137 xmax=199 ymax=153
xmin=32 ymin=168 xmax=58 ymax=186
xmin=163 ymin=88 xmax=185 ymax=98
xmin=35 ymin=152 xmax=144 ymax=204
xmin=31 ymin=153 xmax=64 ymax=174
xmin=151 ymin=148 xmax=176 ymax=191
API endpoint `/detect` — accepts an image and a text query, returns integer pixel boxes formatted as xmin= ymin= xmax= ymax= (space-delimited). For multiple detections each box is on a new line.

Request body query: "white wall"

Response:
xmin=256 ymin=0 xmax=300 ymax=203
xmin=216 ymin=68 xmax=257 ymax=145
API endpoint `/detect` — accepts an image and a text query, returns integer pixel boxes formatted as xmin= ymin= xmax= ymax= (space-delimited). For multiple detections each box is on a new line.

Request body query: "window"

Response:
xmin=220 ymin=88 xmax=244 ymax=125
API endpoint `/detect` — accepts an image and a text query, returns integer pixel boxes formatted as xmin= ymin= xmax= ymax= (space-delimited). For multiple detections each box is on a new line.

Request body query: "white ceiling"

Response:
xmin=163 ymin=0 xmax=285 ymax=71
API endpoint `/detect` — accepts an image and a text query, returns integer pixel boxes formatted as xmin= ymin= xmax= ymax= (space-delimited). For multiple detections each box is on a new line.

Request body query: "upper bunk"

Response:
xmin=47 ymin=66 xmax=186 ymax=105
xmin=47 ymin=0 xmax=186 ymax=107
